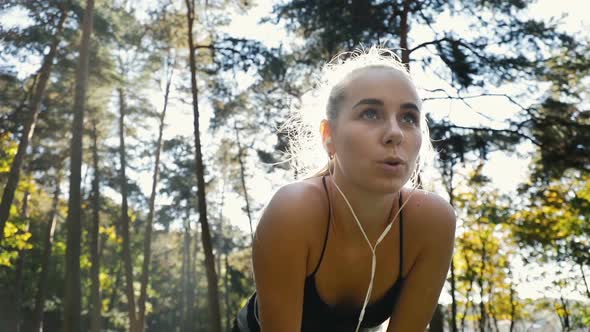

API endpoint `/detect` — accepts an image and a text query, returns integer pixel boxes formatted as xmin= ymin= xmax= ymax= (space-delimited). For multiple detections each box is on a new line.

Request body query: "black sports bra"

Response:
xmin=299 ymin=176 xmax=405 ymax=331
xmin=234 ymin=176 xmax=406 ymax=332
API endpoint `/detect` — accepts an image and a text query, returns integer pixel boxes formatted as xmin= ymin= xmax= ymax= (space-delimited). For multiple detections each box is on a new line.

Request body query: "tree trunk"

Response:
xmin=179 ymin=235 xmax=186 ymax=330
xmin=89 ymin=118 xmax=101 ymax=332
xmin=478 ymin=238 xmax=487 ymax=332
xmin=460 ymin=252 xmax=474 ymax=332
xmin=108 ymin=261 xmax=122 ymax=313
xmin=461 ymin=246 xmax=475 ymax=331
xmin=137 ymin=56 xmax=174 ymax=332
xmin=492 ymin=315 xmax=499 ymax=332
xmin=449 ymin=258 xmax=458 ymax=331
xmin=579 ymin=262 xmax=590 ymax=299
xmin=192 ymin=218 xmax=201 ymax=328
xmin=217 ymin=249 xmax=223 ymax=328
xmin=0 ymin=7 xmax=68 ymax=241
xmin=447 ymin=165 xmax=458 ymax=332
xmin=218 ymin=173 xmax=229 ymax=331
xmin=460 ymin=278 xmax=474 ymax=332
xmin=30 ymin=172 xmax=62 ymax=332
xmin=194 ymin=227 xmax=203 ymax=329
xmin=224 ymin=254 xmax=231 ymax=332
xmin=181 ymin=214 xmax=193 ymax=332
xmin=234 ymin=123 xmax=254 ymax=243
xmin=12 ymin=191 xmax=30 ymax=332
xmin=64 ymin=1 xmax=94 ymax=331
xmin=117 ymin=87 xmax=138 ymax=332
xmin=509 ymin=288 xmax=515 ymax=332
xmin=428 ymin=304 xmax=444 ymax=332
xmin=487 ymin=279 xmax=497 ymax=332
xmin=184 ymin=1 xmax=222 ymax=331
xmin=559 ymin=294 xmax=570 ymax=331
xmin=399 ymin=0 xmax=411 ymax=69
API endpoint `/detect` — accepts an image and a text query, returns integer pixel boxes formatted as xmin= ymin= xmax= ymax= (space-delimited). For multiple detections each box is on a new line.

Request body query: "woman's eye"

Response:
xmin=360 ymin=108 xmax=379 ymax=120
xmin=401 ymin=112 xmax=419 ymax=125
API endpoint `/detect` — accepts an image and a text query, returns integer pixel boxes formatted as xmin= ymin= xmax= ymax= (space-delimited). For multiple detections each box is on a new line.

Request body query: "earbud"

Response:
xmin=324 ymin=137 xmax=333 ymax=154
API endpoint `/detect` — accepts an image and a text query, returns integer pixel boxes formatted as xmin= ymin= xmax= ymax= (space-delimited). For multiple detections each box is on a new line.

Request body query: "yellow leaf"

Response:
xmin=81 ymin=256 xmax=92 ymax=269
xmin=4 ymin=222 xmax=18 ymax=238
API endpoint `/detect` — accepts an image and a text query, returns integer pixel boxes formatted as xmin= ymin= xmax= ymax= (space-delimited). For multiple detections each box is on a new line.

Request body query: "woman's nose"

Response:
xmin=382 ymin=117 xmax=404 ymax=145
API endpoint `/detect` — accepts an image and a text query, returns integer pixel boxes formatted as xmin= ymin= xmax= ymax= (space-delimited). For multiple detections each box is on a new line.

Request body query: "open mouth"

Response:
xmin=384 ymin=161 xmax=402 ymax=166
xmin=379 ymin=158 xmax=405 ymax=173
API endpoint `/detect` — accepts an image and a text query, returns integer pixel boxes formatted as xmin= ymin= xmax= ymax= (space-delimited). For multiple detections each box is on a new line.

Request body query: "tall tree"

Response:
xmin=234 ymin=122 xmax=254 ymax=242
xmin=89 ymin=115 xmax=101 ymax=332
xmin=12 ymin=189 xmax=30 ymax=332
xmin=453 ymin=166 xmax=523 ymax=332
xmin=159 ymin=136 xmax=198 ymax=329
xmin=137 ymin=55 xmax=174 ymax=332
xmin=30 ymin=168 xmax=62 ymax=332
xmin=116 ymin=85 xmax=138 ymax=331
xmin=181 ymin=207 xmax=194 ymax=332
xmin=184 ymin=0 xmax=222 ymax=330
xmin=106 ymin=5 xmax=158 ymax=329
xmin=64 ymin=0 xmax=94 ymax=330
xmin=0 ymin=2 xmax=68 ymax=241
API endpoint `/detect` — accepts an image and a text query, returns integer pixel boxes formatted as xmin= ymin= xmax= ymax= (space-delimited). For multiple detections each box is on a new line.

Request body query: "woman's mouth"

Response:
xmin=378 ymin=158 xmax=406 ymax=174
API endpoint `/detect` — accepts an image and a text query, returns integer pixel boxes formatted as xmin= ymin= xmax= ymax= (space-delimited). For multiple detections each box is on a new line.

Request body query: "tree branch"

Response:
xmin=435 ymin=123 xmax=541 ymax=147
xmin=408 ymin=37 xmax=453 ymax=55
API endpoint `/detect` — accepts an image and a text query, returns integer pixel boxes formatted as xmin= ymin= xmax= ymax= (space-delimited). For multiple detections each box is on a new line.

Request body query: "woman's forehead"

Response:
xmin=342 ymin=67 xmax=420 ymax=102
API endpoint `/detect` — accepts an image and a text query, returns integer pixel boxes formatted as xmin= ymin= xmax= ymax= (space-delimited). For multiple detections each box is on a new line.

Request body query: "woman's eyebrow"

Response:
xmin=352 ymin=98 xmax=384 ymax=108
xmin=401 ymin=102 xmax=421 ymax=113
xmin=353 ymin=99 xmax=421 ymax=113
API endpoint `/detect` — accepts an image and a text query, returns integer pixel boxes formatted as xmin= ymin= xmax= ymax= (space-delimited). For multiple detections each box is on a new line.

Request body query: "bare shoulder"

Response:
xmin=252 ymin=178 xmax=328 ymax=329
xmin=386 ymin=190 xmax=457 ymax=331
xmin=254 ymin=178 xmax=327 ymax=254
xmin=402 ymin=189 xmax=456 ymax=247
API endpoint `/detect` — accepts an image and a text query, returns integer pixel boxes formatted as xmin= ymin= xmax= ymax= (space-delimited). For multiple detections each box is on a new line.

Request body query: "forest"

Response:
xmin=0 ymin=0 xmax=589 ymax=331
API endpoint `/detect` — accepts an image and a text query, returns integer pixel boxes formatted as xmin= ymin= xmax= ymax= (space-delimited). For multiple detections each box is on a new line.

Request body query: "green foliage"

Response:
xmin=452 ymin=166 xmax=527 ymax=328
xmin=513 ymin=172 xmax=590 ymax=268
xmin=0 ymin=133 xmax=18 ymax=174
xmin=528 ymin=98 xmax=590 ymax=179
xmin=0 ymin=0 xmax=588 ymax=330
xmin=0 ymin=0 xmax=69 ymax=55
xmin=270 ymin=0 xmax=575 ymax=87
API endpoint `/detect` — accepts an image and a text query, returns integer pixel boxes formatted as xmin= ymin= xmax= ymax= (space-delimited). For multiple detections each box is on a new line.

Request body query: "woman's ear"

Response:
xmin=320 ymin=120 xmax=334 ymax=154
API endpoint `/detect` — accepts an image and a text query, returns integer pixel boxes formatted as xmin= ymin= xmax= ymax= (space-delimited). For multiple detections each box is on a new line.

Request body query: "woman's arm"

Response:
xmin=252 ymin=183 xmax=316 ymax=332
xmin=387 ymin=193 xmax=456 ymax=332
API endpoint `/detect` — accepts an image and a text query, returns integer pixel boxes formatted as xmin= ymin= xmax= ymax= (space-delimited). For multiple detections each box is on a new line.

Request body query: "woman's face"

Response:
xmin=330 ymin=67 xmax=422 ymax=193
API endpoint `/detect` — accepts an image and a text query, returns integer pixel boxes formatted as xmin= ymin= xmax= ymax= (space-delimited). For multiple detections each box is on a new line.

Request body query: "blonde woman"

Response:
xmin=233 ymin=47 xmax=456 ymax=332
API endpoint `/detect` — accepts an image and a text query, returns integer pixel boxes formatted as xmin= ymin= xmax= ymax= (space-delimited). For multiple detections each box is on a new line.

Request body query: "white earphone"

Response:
xmin=329 ymin=155 xmax=416 ymax=332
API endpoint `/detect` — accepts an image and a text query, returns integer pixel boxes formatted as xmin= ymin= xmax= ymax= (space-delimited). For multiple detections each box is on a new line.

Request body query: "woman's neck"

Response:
xmin=327 ymin=173 xmax=399 ymax=246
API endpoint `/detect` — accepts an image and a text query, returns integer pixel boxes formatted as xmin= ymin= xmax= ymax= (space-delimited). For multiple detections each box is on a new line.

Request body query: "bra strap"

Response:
xmin=311 ymin=176 xmax=332 ymax=275
xmin=398 ymin=192 xmax=404 ymax=277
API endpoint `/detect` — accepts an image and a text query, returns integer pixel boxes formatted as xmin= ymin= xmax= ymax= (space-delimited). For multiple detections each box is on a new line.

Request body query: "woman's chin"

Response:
xmin=370 ymin=166 xmax=413 ymax=191
xmin=370 ymin=178 xmax=406 ymax=194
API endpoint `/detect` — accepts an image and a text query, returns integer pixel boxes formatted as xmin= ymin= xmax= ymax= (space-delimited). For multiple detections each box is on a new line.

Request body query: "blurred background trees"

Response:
xmin=0 ymin=0 xmax=588 ymax=331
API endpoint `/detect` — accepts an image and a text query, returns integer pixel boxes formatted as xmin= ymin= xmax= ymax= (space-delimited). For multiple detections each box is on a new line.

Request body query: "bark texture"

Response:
xmin=117 ymin=87 xmax=138 ymax=332
xmin=184 ymin=0 xmax=222 ymax=330
xmin=0 ymin=7 xmax=68 ymax=240
xmin=31 ymin=172 xmax=62 ymax=332
xmin=64 ymin=1 xmax=94 ymax=330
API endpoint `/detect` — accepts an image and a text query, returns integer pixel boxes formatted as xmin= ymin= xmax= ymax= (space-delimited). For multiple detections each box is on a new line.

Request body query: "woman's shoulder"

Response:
xmin=402 ymin=188 xmax=456 ymax=241
xmin=273 ymin=177 xmax=326 ymax=203
xmin=255 ymin=177 xmax=329 ymax=245
xmin=266 ymin=177 xmax=327 ymax=215
xmin=403 ymin=189 xmax=455 ymax=217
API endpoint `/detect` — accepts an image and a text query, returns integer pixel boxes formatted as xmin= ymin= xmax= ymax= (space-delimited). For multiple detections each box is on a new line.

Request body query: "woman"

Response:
xmin=233 ymin=47 xmax=456 ymax=332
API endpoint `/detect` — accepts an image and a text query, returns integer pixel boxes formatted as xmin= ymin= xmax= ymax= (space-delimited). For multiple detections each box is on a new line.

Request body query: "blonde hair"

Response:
xmin=282 ymin=46 xmax=434 ymax=187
